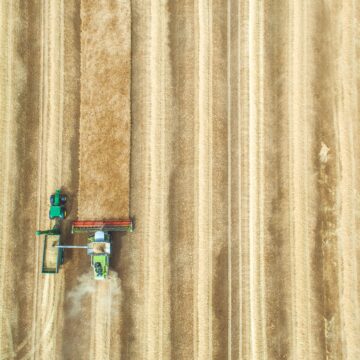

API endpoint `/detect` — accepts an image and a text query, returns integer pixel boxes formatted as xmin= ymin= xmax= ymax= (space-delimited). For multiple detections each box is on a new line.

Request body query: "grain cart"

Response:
xmin=35 ymin=189 xmax=67 ymax=273
xmin=36 ymin=189 xmax=133 ymax=279
xmin=35 ymin=226 xmax=64 ymax=273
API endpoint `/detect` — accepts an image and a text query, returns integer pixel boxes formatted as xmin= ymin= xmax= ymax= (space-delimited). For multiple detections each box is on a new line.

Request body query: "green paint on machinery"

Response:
xmin=69 ymin=220 xmax=132 ymax=280
xmin=49 ymin=189 xmax=67 ymax=220
xmin=35 ymin=189 xmax=67 ymax=274
xmin=87 ymin=232 xmax=111 ymax=280
xmin=35 ymin=188 xmax=133 ymax=280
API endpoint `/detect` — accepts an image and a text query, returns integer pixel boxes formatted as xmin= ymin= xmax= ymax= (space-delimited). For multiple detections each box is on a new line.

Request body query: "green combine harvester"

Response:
xmin=36 ymin=189 xmax=133 ymax=280
xmin=69 ymin=220 xmax=132 ymax=280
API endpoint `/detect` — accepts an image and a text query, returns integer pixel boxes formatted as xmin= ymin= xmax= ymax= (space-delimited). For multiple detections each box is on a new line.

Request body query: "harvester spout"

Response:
xmin=36 ymin=228 xmax=60 ymax=236
xmin=56 ymin=245 xmax=88 ymax=249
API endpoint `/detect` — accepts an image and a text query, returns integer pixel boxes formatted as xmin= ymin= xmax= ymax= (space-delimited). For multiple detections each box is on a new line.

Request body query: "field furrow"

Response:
xmin=0 ymin=1 xmax=360 ymax=359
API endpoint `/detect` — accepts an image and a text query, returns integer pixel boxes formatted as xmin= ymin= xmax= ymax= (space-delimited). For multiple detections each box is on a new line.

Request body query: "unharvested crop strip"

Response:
xmin=79 ymin=1 xmax=131 ymax=220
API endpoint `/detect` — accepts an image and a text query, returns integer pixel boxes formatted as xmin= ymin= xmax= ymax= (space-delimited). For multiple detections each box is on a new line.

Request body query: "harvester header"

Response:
xmin=71 ymin=219 xmax=133 ymax=233
xmin=36 ymin=188 xmax=133 ymax=280
xmin=69 ymin=220 xmax=133 ymax=280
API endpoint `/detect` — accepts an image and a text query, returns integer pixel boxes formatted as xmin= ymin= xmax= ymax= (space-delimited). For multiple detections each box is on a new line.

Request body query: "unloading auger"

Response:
xmin=35 ymin=189 xmax=133 ymax=280
xmin=59 ymin=220 xmax=133 ymax=280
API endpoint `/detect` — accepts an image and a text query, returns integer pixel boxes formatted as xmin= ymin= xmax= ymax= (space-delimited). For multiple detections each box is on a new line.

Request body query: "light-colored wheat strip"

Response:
xmin=159 ymin=2 xmax=171 ymax=357
xmin=193 ymin=1 xmax=199 ymax=357
xmin=248 ymin=0 xmax=257 ymax=355
xmin=258 ymin=1 xmax=267 ymax=357
xmin=287 ymin=1 xmax=316 ymax=358
xmin=303 ymin=1 xmax=312 ymax=356
xmin=208 ymin=1 xmax=213 ymax=358
xmin=19 ymin=265 xmax=61 ymax=359
xmin=32 ymin=0 xmax=46 ymax=354
xmin=194 ymin=0 xmax=212 ymax=359
xmin=0 ymin=1 xmax=13 ymax=353
xmin=145 ymin=1 xmax=159 ymax=357
xmin=238 ymin=1 xmax=251 ymax=357
xmin=335 ymin=1 xmax=360 ymax=357
xmin=237 ymin=0 xmax=243 ymax=354
xmin=144 ymin=1 xmax=171 ymax=358
xmin=227 ymin=0 xmax=232 ymax=358
xmin=248 ymin=0 xmax=267 ymax=357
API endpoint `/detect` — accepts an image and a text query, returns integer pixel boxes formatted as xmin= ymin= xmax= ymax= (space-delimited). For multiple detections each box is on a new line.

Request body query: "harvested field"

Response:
xmin=0 ymin=0 xmax=360 ymax=359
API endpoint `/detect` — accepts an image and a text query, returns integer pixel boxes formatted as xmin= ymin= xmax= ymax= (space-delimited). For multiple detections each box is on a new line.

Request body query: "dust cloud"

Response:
xmin=66 ymin=270 xmax=122 ymax=318
xmin=66 ymin=271 xmax=96 ymax=317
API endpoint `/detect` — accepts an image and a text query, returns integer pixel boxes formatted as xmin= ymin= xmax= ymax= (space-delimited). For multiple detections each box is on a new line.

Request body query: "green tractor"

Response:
xmin=49 ymin=189 xmax=67 ymax=220
xmin=36 ymin=189 xmax=133 ymax=279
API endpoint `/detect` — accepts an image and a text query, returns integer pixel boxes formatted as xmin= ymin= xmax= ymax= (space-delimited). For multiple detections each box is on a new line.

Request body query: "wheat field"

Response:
xmin=0 ymin=1 xmax=359 ymax=359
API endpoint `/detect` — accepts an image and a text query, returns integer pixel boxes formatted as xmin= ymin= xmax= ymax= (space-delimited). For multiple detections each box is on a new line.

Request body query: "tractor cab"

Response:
xmin=49 ymin=189 xmax=67 ymax=220
xmin=37 ymin=189 xmax=133 ymax=279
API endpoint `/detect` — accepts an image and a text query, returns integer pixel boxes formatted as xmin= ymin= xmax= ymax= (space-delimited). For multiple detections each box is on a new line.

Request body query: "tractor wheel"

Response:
xmin=50 ymin=195 xmax=55 ymax=205
xmin=63 ymin=210 xmax=67 ymax=219
xmin=60 ymin=195 xmax=67 ymax=204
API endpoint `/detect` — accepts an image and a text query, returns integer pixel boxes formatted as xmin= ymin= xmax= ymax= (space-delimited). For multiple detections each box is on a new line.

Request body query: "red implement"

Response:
xmin=72 ymin=219 xmax=133 ymax=233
